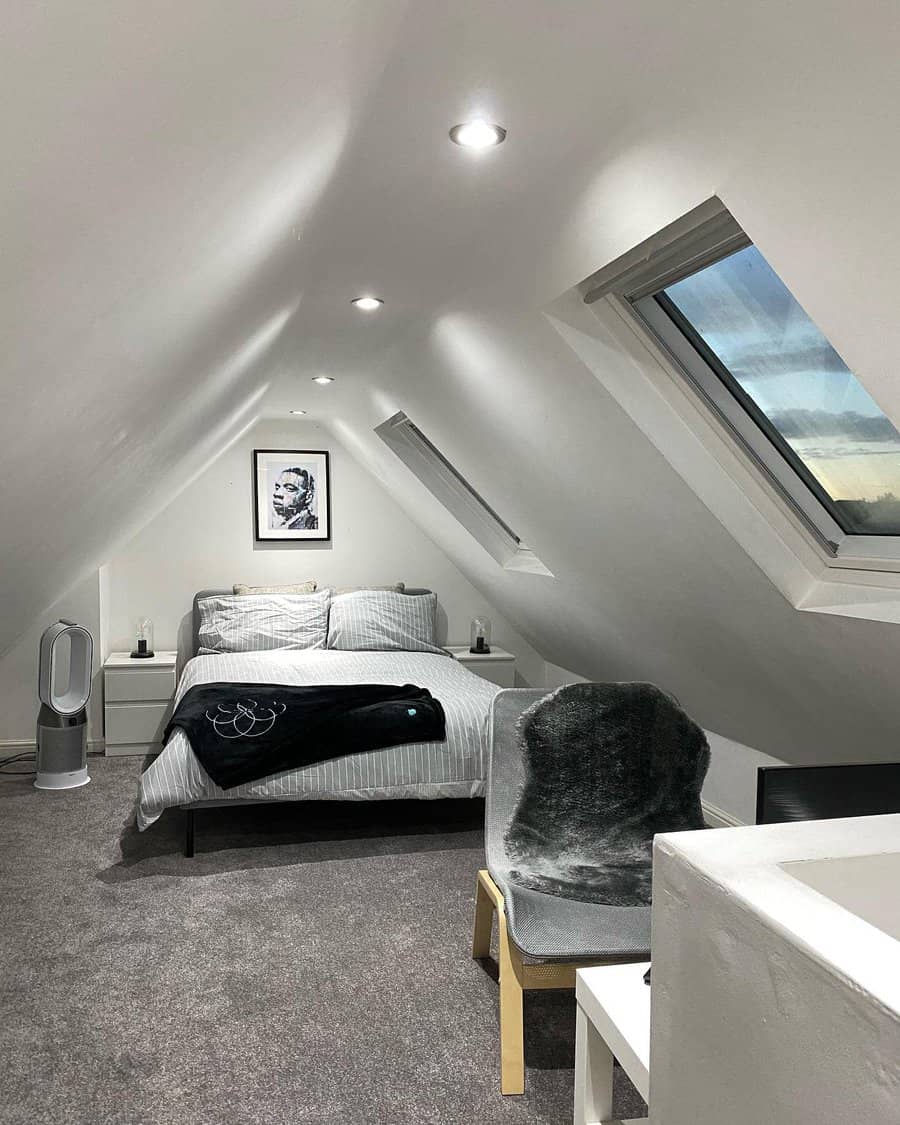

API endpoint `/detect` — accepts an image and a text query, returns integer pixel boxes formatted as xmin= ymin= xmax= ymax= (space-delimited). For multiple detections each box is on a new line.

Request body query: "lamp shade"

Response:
xmin=470 ymin=617 xmax=492 ymax=654
xmin=131 ymin=617 xmax=155 ymax=659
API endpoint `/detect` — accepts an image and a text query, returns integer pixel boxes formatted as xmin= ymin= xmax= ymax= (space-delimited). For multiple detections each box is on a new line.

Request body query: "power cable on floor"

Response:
xmin=0 ymin=752 xmax=36 ymax=776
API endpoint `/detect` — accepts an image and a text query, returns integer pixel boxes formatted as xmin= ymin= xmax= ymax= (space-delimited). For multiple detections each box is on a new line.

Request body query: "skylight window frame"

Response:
xmin=375 ymin=412 xmax=552 ymax=576
xmin=583 ymin=197 xmax=900 ymax=564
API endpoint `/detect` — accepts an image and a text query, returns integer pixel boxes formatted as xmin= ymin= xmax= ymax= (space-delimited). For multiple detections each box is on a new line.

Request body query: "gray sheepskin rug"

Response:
xmin=504 ymin=682 xmax=709 ymax=906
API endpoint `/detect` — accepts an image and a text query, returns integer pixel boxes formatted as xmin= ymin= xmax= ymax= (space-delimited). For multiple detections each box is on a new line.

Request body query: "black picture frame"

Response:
xmin=253 ymin=449 xmax=331 ymax=542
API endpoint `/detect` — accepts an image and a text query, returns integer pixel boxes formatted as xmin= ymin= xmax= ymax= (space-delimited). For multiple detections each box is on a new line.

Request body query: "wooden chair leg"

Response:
xmin=472 ymin=872 xmax=494 ymax=958
xmin=473 ymin=870 xmax=526 ymax=1095
xmin=497 ymin=910 xmax=525 ymax=1095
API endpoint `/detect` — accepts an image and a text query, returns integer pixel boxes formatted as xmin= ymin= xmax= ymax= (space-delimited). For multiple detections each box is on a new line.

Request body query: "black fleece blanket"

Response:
xmin=163 ymin=682 xmax=446 ymax=789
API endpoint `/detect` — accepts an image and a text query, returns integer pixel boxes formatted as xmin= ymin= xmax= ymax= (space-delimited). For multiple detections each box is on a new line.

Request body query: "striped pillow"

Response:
xmin=198 ymin=591 xmax=331 ymax=654
xmin=326 ymin=591 xmax=444 ymax=654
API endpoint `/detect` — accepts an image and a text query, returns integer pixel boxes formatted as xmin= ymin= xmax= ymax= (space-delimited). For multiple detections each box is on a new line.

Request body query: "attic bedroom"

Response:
xmin=3 ymin=3 xmax=900 ymax=1123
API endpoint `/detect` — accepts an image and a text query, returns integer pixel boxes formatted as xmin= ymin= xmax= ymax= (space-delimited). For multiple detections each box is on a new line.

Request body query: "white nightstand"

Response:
xmin=447 ymin=646 xmax=516 ymax=688
xmin=103 ymin=651 xmax=178 ymax=757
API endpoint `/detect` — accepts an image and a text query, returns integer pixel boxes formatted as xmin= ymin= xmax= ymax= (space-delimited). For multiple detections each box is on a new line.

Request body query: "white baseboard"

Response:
xmin=702 ymin=799 xmax=745 ymax=828
xmin=0 ymin=738 xmax=105 ymax=755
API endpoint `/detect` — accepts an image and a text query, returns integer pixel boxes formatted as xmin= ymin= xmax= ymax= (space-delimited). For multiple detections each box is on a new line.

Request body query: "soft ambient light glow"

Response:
xmin=289 ymin=409 xmax=307 ymax=415
xmin=351 ymin=296 xmax=384 ymax=311
xmin=312 ymin=375 xmax=334 ymax=385
xmin=449 ymin=119 xmax=507 ymax=148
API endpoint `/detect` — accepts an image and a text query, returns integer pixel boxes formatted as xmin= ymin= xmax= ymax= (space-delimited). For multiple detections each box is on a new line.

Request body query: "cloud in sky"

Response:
xmin=770 ymin=408 xmax=900 ymax=446
xmin=662 ymin=244 xmax=900 ymax=504
xmin=725 ymin=343 xmax=850 ymax=379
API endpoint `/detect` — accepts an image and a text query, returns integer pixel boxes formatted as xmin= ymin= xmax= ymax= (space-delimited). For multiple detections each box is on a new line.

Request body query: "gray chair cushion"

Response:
xmin=500 ymin=883 xmax=652 ymax=962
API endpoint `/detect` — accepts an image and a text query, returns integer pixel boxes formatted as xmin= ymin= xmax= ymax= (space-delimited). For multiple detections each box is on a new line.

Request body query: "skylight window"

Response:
xmin=580 ymin=198 xmax=900 ymax=554
xmin=375 ymin=412 xmax=552 ymax=576
xmin=658 ymin=247 xmax=900 ymax=537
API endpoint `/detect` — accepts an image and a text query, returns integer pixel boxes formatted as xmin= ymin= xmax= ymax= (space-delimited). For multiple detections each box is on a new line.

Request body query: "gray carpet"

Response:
xmin=0 ymin=756 xmax=646 ymax=1124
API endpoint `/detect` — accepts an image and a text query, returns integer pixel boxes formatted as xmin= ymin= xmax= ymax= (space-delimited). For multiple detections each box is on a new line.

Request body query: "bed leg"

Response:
xmin=185 ymin=808 xmax=195 ymax=858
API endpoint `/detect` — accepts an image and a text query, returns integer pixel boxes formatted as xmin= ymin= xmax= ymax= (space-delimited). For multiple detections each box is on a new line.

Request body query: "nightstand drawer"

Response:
xmin=463 ymin=662 xmax=516 ymax=688
xmin=105 ymin=667 xmax=175 ymax=703
xmin=105 ymin=702 xmax=171 ymax=745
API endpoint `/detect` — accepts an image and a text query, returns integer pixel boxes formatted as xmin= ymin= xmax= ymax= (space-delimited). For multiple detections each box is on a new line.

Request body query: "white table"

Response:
xmin=445 ymin=645 xmax=516 ymax=688
xmin=574 ymin=961 xmax=651 ymax=1125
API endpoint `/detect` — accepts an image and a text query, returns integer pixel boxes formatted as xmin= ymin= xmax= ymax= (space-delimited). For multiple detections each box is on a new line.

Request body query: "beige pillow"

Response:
xmin=333 ymin=582 xmax=405 ymax=595
xmin=233 ymin=581 xmax=317 ymax=595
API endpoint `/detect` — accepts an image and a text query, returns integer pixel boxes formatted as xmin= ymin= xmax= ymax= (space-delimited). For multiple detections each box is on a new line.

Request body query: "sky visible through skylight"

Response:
xmin=665 ymin=246 xmax=900 ymax=534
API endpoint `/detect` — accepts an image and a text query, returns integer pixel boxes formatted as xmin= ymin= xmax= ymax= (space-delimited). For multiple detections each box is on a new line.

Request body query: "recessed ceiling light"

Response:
xmin=449 ymin=119 xmax=507 ymax=148
xmin=312 ymin=375 xmax=334 ymax=385
xmin=289 ymin=409 xmax=307 ymax=415
xmin=351 ymin=296 xmax=384 ymax=311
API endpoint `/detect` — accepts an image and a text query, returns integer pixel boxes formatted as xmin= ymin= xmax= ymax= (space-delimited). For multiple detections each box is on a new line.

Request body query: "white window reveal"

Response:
xmin=375 ymin=412 xmax=552 ymax=576
xmin=582 ymin=198 xmax=900 ymax=562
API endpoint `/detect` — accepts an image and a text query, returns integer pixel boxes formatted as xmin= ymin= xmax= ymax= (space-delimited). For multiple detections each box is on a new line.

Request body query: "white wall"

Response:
xmin=103 ymin=418 xmax=546 ymax=680
xmin=650 ymin=818 xmax=900 ymax=1124
xmin=702 ymin=733 xmax=783 ymax=826
xmin=542 ymin=662 xmax=587 ymax=690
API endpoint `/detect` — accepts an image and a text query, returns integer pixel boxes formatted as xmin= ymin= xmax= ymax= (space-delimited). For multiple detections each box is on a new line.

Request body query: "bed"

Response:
xmin=136 ymin=588 xmax=501 ymax=852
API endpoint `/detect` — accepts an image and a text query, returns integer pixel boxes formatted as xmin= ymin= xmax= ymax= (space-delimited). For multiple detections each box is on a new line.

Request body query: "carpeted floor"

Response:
xmin=0 ymin=756 xmax=646 ymax=1125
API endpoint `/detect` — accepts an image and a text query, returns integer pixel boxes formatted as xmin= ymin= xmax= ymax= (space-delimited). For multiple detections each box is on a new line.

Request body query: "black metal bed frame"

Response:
xmin=180 ymin=797 xmax=274 ymax=857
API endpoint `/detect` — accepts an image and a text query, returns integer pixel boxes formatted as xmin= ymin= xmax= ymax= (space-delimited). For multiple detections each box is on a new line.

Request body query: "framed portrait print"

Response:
xmin=253 ymin=449 xmax=331 ymax=542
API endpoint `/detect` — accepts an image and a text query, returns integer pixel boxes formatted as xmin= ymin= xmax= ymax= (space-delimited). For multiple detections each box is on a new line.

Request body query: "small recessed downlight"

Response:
xmin=449 ymin=119 xmax=507 ymax=148
xmin=290 ymin=409 xmax=307 ymax=415
xmin=312 ymin=375 xmax=334 ymax=385
xmin=351 ymin=296 xmax=384 ymax=311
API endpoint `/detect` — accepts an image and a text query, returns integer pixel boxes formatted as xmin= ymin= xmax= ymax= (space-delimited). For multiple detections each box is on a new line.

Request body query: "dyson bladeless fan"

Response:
xmin=35 ymin=620 xmax=93 ymax=790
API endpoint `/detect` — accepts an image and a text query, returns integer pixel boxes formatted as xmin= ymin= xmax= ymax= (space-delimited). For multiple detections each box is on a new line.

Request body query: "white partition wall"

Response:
xmin=649 ymin=816 xmax=900 ymax=1125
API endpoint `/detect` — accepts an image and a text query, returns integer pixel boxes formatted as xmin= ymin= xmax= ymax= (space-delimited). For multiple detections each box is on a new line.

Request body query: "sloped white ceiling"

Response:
xmin=1 ymin=0 xmax=408 ymax=647
xmin=5 ymin=2 xmax=900 ymax=761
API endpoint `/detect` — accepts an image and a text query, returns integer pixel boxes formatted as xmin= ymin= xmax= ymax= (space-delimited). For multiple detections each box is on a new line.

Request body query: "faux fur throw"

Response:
xmin=504 ymin=682 xmax=709 ymax=906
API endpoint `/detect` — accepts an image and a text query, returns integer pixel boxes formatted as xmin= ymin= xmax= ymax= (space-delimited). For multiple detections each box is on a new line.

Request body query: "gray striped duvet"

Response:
xmin=137 ymin=649 xmax=500 ymax=829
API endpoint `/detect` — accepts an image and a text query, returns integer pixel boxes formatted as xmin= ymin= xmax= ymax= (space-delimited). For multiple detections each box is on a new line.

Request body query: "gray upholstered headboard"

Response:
xmin=191 ymin=587 xmax=433 ymax=656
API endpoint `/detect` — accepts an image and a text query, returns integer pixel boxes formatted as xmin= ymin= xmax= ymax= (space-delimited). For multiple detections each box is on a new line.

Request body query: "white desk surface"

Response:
xmin=576 ymin=961 xmax=652 ymax=1102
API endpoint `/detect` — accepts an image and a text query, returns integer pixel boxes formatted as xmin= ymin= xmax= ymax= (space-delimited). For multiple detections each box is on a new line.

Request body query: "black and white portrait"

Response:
xmin=253 ymin=449 xmax=330 ymax=541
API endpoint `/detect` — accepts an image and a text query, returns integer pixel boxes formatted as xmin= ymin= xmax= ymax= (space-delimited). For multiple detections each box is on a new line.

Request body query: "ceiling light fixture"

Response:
xmin=351 ymin=296 xmax=384 ymax=311
xmin=290 ymin=409 xmax=307 ymax=415
xmin=312 ymin=375 xmax=334 ymax=385
xmin=449 ymin=119 xmax=507 ymax=149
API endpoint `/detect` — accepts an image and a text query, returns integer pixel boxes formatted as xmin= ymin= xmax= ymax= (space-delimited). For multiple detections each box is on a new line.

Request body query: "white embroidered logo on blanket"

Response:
xmin=205 ymin=699 xmax=287 ymax=739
